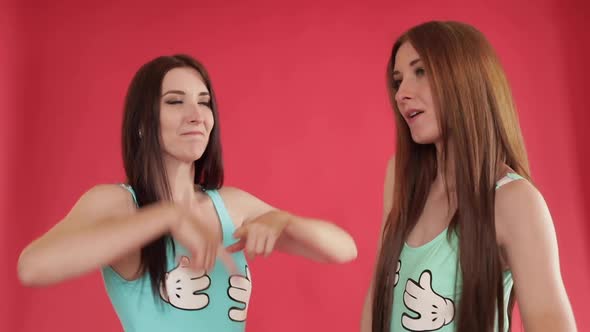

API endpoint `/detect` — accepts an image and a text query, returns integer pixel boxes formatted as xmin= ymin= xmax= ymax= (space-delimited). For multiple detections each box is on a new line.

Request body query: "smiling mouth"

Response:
xmin=409 ymin=111 xmax=424 ymax=119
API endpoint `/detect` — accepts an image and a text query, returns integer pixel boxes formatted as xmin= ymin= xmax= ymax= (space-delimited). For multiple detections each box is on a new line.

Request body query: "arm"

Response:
xmin=17 ymin=184 xmax=179 ymax=286
xmin=223 ymin=187 xmax=357 ymax=264
xmin=272 ymin=210 xmax=357 ymax=264
xmin=496 ymin=180 xmax=577 ymax=332
xmin=361 ymin=156 xmax=395 ymax=332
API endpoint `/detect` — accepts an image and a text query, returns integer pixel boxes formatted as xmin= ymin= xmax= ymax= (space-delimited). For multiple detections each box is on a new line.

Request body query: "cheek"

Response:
xmin=422 ymin=111 xmax=440 ymax=135
xmin=205 ymin=112 xmax=215 ymax=132
xmin=421 ymin=88 xmax=440 ymax=129
xmin=423 ymin=87 xmax=435 ymax=109
xmin=159 ymin=114 xmax=179 ymax=145
xmin=417 ymin=78 xmax=434 ymax=106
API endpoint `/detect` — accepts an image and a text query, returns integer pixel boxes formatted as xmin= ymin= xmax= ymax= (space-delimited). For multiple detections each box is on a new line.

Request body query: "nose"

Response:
xmin=394 ymin=78 xmax=415 ymax=105
xmin=187 ymin=101 xmax=204 ymax=124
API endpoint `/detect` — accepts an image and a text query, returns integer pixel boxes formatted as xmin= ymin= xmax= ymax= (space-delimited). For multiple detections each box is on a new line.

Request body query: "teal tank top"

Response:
xmin=390 ymin=173 xmax=523 ymax=332
xmin=101 ymin=185 xmax=251 ymax=332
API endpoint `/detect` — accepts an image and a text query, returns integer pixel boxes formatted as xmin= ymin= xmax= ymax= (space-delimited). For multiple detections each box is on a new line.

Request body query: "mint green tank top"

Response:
xmin=390 ymin=173 xmax=523 ymax=332
xmin=101 ymin=185 xmax=251 ymax=332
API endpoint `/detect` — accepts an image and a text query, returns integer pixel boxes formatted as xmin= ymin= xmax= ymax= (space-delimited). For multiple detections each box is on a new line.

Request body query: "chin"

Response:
xmin=410 ymin=132 xmax=440 ymax=145
xmin=173 ymin=150 xmax=206 ymax=163
xmin=411 ymin=135 xmax=436 ymax=145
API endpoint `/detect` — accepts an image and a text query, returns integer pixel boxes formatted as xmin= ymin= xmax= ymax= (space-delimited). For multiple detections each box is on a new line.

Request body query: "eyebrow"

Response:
xmin=392 ymin=58 xmax=422 ymax=76
xmin=161 ymin=90 xmax=210 ymax=97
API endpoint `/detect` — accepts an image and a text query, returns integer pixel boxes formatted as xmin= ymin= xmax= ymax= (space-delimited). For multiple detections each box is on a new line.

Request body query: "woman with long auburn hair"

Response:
xmin=361 ymin=21 xmax=577 ymax=332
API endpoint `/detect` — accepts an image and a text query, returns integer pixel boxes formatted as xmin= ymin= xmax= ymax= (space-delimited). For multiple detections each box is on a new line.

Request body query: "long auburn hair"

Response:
xmin=372 ymin=21 xmax=531 ymax=331
xmin=121 ymin=54 xmax=224 ymax=296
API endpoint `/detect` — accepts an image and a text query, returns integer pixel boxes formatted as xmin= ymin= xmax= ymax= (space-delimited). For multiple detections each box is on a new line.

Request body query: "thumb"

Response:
xmin=419 ymin=270 xmax=433 ymax=291
xmin=233 ymin=225 xmax=248 ymax=239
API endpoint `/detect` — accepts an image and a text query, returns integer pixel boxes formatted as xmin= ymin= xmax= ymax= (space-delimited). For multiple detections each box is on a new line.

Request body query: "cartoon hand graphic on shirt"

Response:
xmin=227 ymin=266 xmax=252 ymax=322
xmin=402 ymin=270 xmax=455 ymax=331
xmin=159 ymin=256 xmax=211 ymax=310
xmin=395 ymin=260 xmax=401 ymax=287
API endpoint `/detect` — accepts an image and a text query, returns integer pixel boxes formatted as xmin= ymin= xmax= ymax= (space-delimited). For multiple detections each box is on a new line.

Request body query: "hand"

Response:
xmin=227 ymin=266 xmax=252 ymax=322
xmin=226 ymin=210 xmax=290 ymax=259
xmin=169 ymin=204 xmax=237 ymax=274
xmin=402 ymin=270 xmax=455 ymax=331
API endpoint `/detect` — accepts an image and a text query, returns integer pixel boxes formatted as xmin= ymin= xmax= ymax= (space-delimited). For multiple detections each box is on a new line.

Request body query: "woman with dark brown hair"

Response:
xmin=361 ymin=21 xmax=576 ymax=332
xmin=17 ymin=54 xmax=357 ymax=331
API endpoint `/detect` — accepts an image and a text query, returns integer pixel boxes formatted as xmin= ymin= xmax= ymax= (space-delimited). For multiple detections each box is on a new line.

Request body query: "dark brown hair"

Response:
xmin=121 ymin=54 xmax=224 ymax=296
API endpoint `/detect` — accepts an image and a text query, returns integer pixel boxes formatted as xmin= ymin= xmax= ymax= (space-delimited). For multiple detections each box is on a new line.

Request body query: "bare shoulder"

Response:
xmin=383 ymin=155 xmax=396 ymax=218
xmin=78 ymin=184 xmax=136 ymax=212
xmin=386 ymin=154 xmax=396 ymax=174
xmin=385 ymin=155 xmax=396 ymax=187
xmin=66 ymin=184 xmax=137 ymax=223
xmin=217 ymin=186 xmax=274 ymax=225
xmin=217 ymin=186 xmax=248 ymax=201
xmin=375 ymin=155 xmax=396 ymax=247
xmin=495 ymin=178 xmax=553 ymax=247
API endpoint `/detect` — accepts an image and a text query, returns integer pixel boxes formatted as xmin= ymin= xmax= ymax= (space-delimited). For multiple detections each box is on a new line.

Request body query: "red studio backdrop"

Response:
xmin=2 ymin=0 xmax=589 ymax=331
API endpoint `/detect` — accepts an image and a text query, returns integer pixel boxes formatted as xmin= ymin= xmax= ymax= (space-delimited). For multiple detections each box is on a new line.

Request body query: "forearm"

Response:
xmin=277 ymin=212 xmax=357 ymax=263
xmin=523 ymin=313 xmax=577 ymax=332
xmin=17 ymin=203 xmax=177 ymax=286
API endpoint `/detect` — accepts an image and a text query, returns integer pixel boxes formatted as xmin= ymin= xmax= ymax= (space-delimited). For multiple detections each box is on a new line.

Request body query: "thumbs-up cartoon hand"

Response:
xmin=227 ymin=266 xmax=252 ymax=322
xmin=402 ymin=270 xmax=455 ymax=331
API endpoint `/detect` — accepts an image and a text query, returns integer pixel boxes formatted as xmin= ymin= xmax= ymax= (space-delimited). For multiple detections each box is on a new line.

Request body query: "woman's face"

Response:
xmin=393 ymin=42 xmax=441 ymax=145
xmin=159 ymin=67 xmax=214 ymax=163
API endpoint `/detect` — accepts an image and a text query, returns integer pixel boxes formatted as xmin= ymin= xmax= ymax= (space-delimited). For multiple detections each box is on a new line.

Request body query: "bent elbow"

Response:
xmin=332 ymin=240 xmax=358 ymax=264
xmin=17 ymin=250 xmax=48 ymax=287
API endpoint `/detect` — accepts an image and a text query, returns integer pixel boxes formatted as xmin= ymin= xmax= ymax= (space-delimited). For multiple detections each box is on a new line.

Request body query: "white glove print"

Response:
xmin=402 ymin=270 xmax=454 ymax=331
xmin=227 ymin=265 xmax=252 ymax=322
xmin=159 ymin=256 xmax=211 ymax=310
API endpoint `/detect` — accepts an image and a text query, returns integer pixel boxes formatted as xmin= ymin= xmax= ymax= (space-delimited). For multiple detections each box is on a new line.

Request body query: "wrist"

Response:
xmin=164 ymin=203 xmax=182 ymax=233
xmin=279 ymin=210 xmax=294 ymax=228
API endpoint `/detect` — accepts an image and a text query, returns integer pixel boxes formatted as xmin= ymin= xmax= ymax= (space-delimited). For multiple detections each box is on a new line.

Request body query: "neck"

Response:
xmin=163 ymin=154 xmax=198 ymax=207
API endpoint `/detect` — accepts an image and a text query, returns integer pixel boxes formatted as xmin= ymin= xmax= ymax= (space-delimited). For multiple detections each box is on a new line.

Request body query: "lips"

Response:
xmin=409 ymin=111 xmax=423 ymax=118
xmin=403 ymin=109 xmax=424 ymax=122
xmin=181 ymin=131 xmax=205 ymax=136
